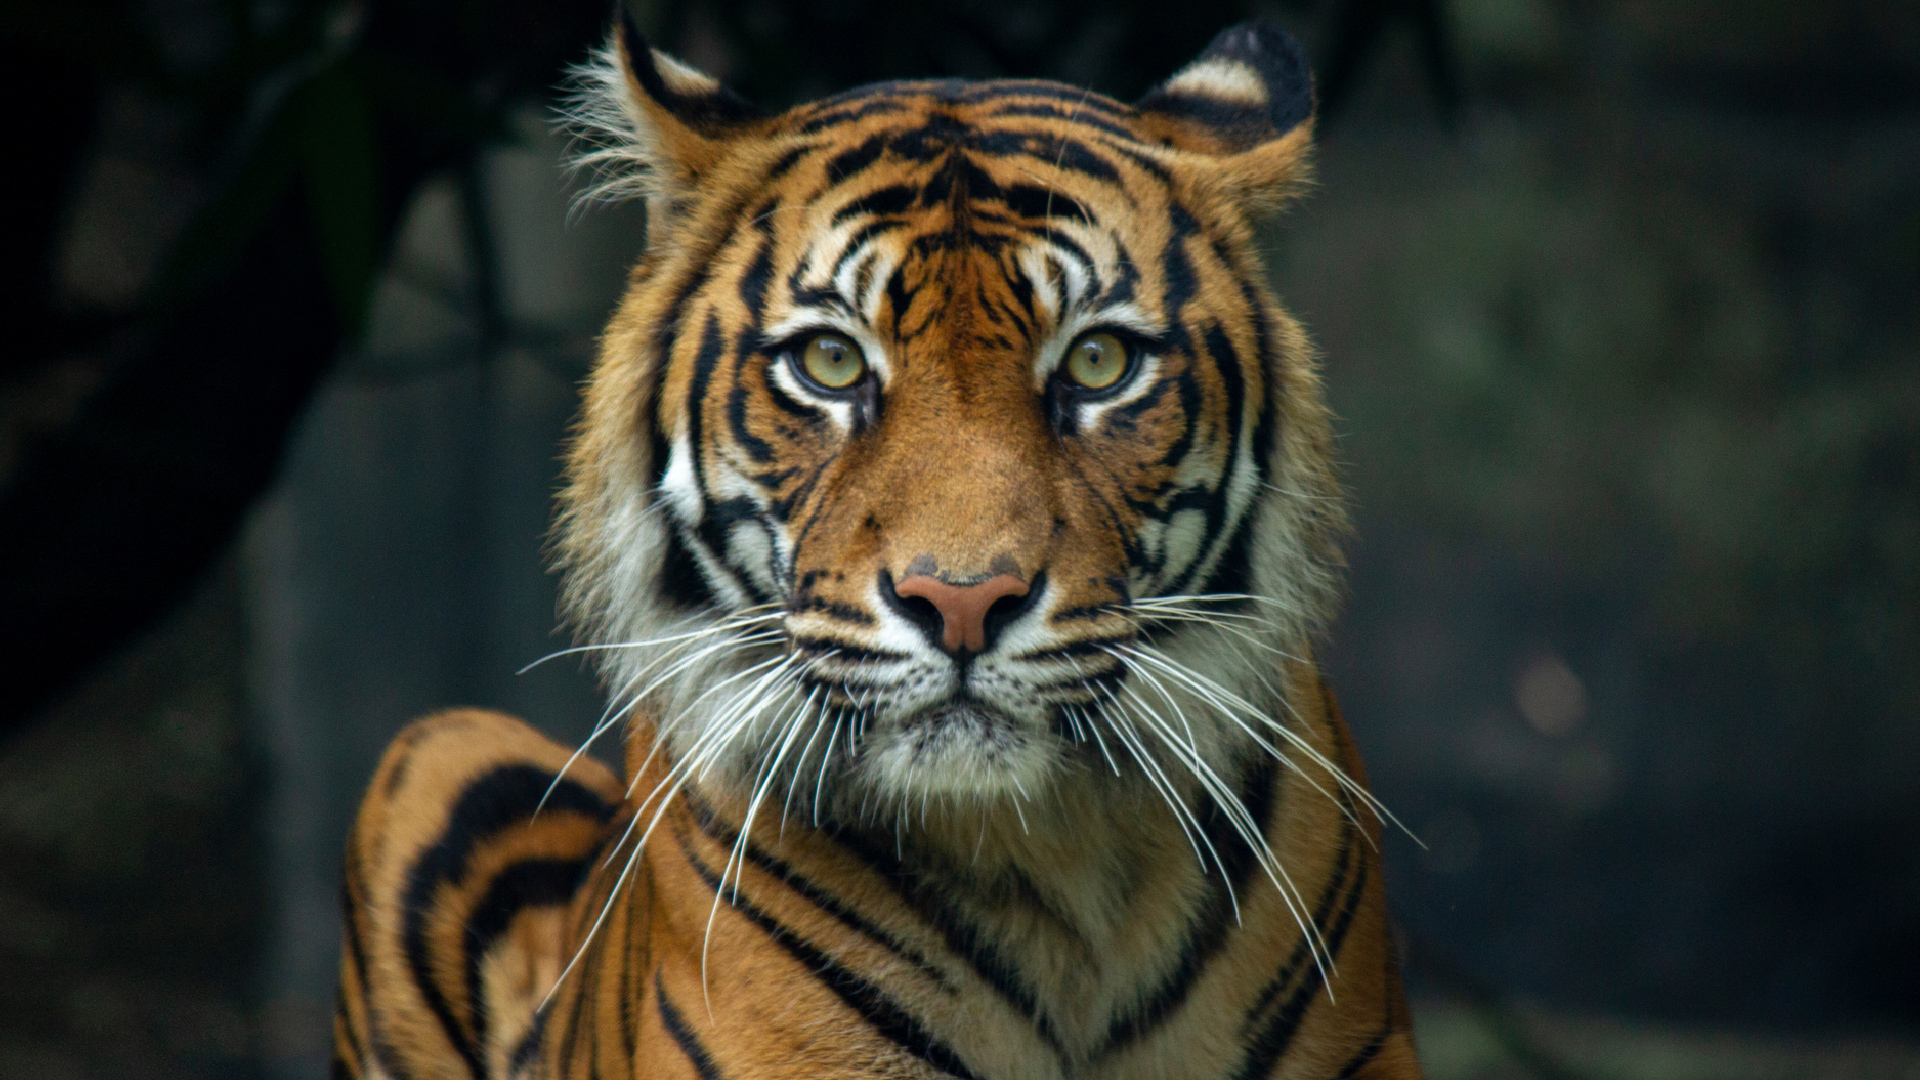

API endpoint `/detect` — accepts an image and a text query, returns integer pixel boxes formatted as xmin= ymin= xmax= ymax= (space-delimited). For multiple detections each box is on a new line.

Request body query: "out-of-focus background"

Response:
xmin=2 ymin=0 xmax=1916 ymax=1076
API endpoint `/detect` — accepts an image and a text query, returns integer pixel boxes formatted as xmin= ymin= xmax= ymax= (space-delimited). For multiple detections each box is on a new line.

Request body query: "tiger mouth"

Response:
xmin=901 ymin=697 xmax=1016 ymax=737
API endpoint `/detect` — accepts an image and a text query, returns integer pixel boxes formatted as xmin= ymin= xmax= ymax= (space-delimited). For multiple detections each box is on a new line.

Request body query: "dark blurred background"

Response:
xmin=2 ymin=0 xmax=1916 ymax=1077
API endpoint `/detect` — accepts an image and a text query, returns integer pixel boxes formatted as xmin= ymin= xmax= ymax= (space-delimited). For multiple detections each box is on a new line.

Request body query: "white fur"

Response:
xmin=1163 ymin=58 xmax=1270 ymax=106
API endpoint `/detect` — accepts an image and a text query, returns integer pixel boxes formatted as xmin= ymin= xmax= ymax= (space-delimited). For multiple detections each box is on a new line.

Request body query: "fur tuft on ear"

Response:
xmin=1132 ymin=21 xmax=1316 ymax=205
xmin=559 ymin=6 xmax=766 ymax=217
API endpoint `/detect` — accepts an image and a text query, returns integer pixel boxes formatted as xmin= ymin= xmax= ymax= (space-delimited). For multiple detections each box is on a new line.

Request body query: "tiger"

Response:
xmin=333 ymin=13 xmax=1423 ymax=1080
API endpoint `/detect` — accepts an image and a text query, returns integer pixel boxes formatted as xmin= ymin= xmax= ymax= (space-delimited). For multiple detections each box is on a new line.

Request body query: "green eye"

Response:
xmin=1063 ymin=331 xmax=1130 ymax=391
xmin=798 ymin=333 xmax=867 ymax=390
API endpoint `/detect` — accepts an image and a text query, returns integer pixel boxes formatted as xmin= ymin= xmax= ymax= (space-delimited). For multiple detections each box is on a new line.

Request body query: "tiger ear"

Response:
xmin=565 ymin=6 xmax=768 ymax=227
xmin=1132 ymin=22 xmax=1315 ymax=204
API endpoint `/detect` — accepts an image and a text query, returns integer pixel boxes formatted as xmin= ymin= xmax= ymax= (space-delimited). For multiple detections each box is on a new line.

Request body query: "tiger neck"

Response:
xmin=651 ymin=718 xmax=1296 ymax=1059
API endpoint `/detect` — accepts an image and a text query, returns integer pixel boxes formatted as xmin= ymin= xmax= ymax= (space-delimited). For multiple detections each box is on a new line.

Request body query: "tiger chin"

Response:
xmin=334 ymin=13 xmax=1424 ymax=1080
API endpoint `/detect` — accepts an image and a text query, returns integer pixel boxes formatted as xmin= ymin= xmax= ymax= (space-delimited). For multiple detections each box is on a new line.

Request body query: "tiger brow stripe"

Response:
xmin=833 ymin=184 xmax=918 ymax=223
xmin=683 ymin=792 xmax=953 ymax=989
xmin=674 ymin=824 xmax=986 ymax=1080
xmin=826 ymin=220 xmax=909 ymax=283
xmin=399 ymin=766 xmax=613 ymax=1078
xmin=655 ymin=972 xmax=727 ymax=1080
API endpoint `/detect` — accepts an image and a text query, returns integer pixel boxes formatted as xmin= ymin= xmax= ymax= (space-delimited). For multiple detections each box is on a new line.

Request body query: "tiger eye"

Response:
xmin=798 ymin=334 xmax=867 ymax=390
xmin=1063 ymin=332 xmax=1130 ymax=391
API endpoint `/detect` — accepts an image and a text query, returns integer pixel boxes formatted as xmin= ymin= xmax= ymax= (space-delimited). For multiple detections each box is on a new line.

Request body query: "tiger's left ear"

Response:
xmin=1132 ymin=22 xmax=1315 ymax=206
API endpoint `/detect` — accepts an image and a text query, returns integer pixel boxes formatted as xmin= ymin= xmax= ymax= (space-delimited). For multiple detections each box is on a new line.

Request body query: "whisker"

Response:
xmin=703 ymin=683 xmax=813 ymax=1014
xmin=538 ymin=627 xmax=786 ymax=815
xmin=1131 ymin=703 xmax=1334 ymax=994
xmin=1118 ymin=641 xmax=1406 ymax=838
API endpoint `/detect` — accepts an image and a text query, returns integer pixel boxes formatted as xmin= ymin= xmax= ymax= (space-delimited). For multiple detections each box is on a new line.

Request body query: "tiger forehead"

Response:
xmin=705 ymin=84 xmax=1187 ymax=334
xmin=763 ymin=81 xmax=1160 ymax=216
xmin=788 ymin=78 xmax=1139 ymax=142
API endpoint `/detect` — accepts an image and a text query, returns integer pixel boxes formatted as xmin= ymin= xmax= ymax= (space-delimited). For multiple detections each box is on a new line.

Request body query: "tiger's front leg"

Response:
xmin=333 ymin=710 xmax=621 ymax=1079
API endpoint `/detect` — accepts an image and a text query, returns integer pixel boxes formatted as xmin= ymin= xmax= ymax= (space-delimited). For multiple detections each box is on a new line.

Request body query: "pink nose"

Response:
xmin=893 ymin=574 xmax=1030 ymax=654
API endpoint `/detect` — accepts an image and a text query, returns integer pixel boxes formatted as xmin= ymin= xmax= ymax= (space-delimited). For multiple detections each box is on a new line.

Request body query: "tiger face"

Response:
xmin=558 ymin=21 xmax=1345 ymax=821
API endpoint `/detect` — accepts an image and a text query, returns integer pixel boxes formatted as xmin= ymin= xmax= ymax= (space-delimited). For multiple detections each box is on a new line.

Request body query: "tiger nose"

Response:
xmin=889 ymin=573 xmax=1032 ymax=655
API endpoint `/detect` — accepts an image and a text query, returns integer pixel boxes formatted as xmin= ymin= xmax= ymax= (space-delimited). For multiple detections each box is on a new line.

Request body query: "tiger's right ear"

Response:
xmin=564 ymin=6 xmax=768 ymax=225
xmin=1132 ymin=22 xmax=1316 ymax=210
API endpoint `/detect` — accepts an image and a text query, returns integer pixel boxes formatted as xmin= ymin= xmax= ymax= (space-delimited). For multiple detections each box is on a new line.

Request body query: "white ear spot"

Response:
xmin=1165 ymin=59 xmax=1269 ymax=106
xmin=655 ymin=52 xmax=721 ymax=95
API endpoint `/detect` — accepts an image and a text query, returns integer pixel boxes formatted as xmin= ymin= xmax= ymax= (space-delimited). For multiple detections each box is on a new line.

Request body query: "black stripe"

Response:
xmin=726 ymin=379 xmax=777 ymax=463
xmin=796 ymin=97 xmax=913 ymax=134
xmin=676 ymin=828 xmax=984 ymax=1079
xmin=615 ymin=12 xmax=764 ymax=129
xmin=833 ymin=184 xmax=918 ymax=223
xmin=655 ymin=971 xmax=726 ymax=1080
xmin=684 ymin=313 xmax=776 ymax=608
xmin=826 ymin=219 xmax=909 ymax=284
xmin=824 ymin=133 xmax=890 ymax=183
xmin=788 ymin=596 xmax=879 ymax=625
xmin=334 ymin=859 xmax=374 ymax=1072
xmin=1092 ymin=756 xmax=1279 ymax=1057
xmin=737 ymin=213 xmax=777 ymax=314
xmin=983 ymin=105 xmax=1138 ymax=146
xmin=683 ymin=792 xmax=954 ymax=990
xmin=331 ymin=1000 xmax=366 ymax=1077
xmin=618 ymin=864 xmax=641 ymax=1068
xmin=1244 ymin=818 xmax=1356 ymax=1023
xmin=398 ymin=766 xmax=612 ymax=1079
xmin=507 ymin=1008 xmax=547 ymax=1076
xmin=462 ymin=856 xmax=594 ymax=1065
xmin=955 ymin=80 xmax=1129 ymax=114
xmin=820 ymin=826 xmax=1060 ymax=1053
xmin=1010 ymin=636 xmax=1132 ymax=663
xmin=1089 ymin=134 xmax=1175 ymax=183
xmin=1234 ymin=830 xmax=1370 ymax=1080
xmin=553 ymin=919 xmax=592 ymax=1079
xmin=338 ymin=859 xmax=373 ymax=1011
xmin=695 ymin=495 xmax=779 ymax=607
xmin=1332 ymin=1025 xmax=1392 ymax=1079
xmin=996 ymin=182 xmax=1093 ymax=225
xmin=762 ymin=143 xmax=814 ymax=183
xmin=1168 ymin=322 xmax=1248 ymax=596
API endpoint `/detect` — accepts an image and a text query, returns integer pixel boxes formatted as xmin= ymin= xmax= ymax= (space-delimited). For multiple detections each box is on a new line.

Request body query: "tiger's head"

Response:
xmin=556 ymin=16 xmax=1346 ymax=824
